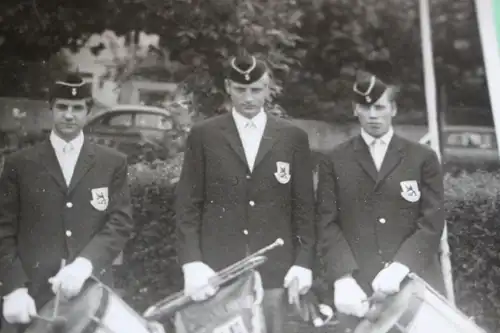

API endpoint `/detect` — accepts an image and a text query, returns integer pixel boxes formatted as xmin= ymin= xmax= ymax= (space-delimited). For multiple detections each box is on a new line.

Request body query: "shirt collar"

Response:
xmin=232 ymin=108 xmax=267 ymax=130
xmin=361 ymin=127 xmax=394 ymax=146
xmin=50 ymin=130 xmax=85 ymax=154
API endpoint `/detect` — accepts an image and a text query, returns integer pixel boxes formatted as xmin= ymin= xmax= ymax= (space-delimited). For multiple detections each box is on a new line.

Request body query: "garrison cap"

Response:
xmin=352 ymin=70 xmax=388 ymax=106
xmin=49 ymin=73 xmax=92 ymax=102
xmin=228 ymin=54 xmax=267 ymax=84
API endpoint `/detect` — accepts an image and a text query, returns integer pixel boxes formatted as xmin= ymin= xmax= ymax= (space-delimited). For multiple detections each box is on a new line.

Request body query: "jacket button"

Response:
xmin=243 ymin=229 xmax=249 ymax=235
xmin=246 ymin=175 xmax=251 ymax=179
xmin=65 ymin=230 xmax=72 ymax=237
xmin=379 ymin=218 xmax=386 ymax=224
xmin=249 ymin=201 xmax=255 ymax=206
xmin=66 ymin=202 xmax=73 ymax=208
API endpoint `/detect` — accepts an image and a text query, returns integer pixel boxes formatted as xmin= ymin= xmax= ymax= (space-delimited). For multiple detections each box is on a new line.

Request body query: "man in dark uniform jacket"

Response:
xmin=316 ymin=70 xmax=445 ymax=324
xmin=0 ymin=73 xmax=134 ymax=331
xmin=175 ymin=54 xmax=316 ymax=333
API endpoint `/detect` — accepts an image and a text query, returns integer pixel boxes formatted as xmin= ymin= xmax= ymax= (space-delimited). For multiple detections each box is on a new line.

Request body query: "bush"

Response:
xmin=119 ymin=158 xmax=500 ymax=332
xmin=444 ymin=171 xmax=500 ymax=332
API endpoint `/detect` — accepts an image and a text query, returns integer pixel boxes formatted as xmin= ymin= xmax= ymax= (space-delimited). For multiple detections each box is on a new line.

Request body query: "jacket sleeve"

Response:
xmin=316 ymin=155 xmax=359 ymax=283
xmin=290 ymin=130 xmax=316 ymax=269
xmin=393 ymin=149 xmax=444 ymax=274
xmin=175 ymin=126 xmax=205 ymax=265
xmin=79 ymin=155 xmax=134 ymax=276
xmin=0 ymin=156 xmax=29 ymax=294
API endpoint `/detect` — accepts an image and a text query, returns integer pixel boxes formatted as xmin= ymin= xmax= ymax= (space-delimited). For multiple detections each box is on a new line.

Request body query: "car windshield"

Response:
xmin=136 ymin=113 xmax=173 ymax=130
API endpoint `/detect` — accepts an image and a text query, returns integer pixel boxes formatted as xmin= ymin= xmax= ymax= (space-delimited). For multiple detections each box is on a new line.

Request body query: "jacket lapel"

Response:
xmin=220 ymin=113 xmax=248 ymax=168
xmin=353 ymin=135 xmax=378 ymax=182
xmin=253 ymin=116 xmax=281 ymax=170
xmin=375 ymin=135 xmax=405 ymax=188
xmin=68 ymin=140 xmax=96 ymax=193
xmin=38 ymin=140 xmax=67 ymax=191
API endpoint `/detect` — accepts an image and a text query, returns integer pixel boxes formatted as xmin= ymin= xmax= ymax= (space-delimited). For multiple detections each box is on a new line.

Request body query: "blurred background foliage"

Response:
xmin=0 ymin=0 xmax=489 ymax=123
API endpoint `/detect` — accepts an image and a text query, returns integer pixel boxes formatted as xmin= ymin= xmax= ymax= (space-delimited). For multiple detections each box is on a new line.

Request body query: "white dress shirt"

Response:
xmin=232 ymin=109 xmax=267 ymax=172
xmin=360 ymin=127 xmax=394 ymax=171
xmin=50 ymin=131 xmax=84 ymax=186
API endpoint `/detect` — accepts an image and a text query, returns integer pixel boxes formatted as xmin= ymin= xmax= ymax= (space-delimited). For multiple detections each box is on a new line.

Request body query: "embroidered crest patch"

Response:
xmin=274 ymin=161 xmax=291 ymax=184
xmin=400 ymin=180 xmax=421 ymax=203
xmin=90 ymin=187 xmax=109 ymax=211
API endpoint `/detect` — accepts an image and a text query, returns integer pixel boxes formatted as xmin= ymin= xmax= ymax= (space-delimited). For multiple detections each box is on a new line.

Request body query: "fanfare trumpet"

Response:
xmin=143 ymin=238 xmax=285 ymax=321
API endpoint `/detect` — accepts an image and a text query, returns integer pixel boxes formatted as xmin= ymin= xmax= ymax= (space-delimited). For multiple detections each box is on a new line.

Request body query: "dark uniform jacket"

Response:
xmin=316 ymin=134 xmax=445 ymax=294
xmin=0 ymin=139 xmax=134 ymax=309
xmin=175 ymin=113 xmax=315 ymax=289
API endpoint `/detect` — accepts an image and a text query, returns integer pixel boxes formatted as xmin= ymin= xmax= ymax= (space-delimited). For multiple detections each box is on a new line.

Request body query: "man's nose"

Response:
xmin=63 ymin=109 xmax=75 ymax=118
xmin=243 ymin=90 xmax=253 ymax=101
xmin=368 ymin=107 xmax=377 ymax=118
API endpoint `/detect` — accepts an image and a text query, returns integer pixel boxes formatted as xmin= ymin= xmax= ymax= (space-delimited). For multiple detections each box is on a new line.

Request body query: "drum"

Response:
xmin=354 ymin=273 xmax=488 ymax=333
xmin=24 ymin=277 xmax=164 ymax=333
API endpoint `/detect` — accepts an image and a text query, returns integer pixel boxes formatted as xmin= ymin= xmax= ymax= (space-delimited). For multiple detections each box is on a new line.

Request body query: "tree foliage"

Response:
xmin=0 ymin=0 xmax=488 ymax=121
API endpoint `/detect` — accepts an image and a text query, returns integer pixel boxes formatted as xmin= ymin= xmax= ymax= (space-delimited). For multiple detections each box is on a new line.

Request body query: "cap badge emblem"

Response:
xmin=72 ymin=88 xmax=77 ymax=96
xmin=231 ymin=56 xmax=256 ymax=82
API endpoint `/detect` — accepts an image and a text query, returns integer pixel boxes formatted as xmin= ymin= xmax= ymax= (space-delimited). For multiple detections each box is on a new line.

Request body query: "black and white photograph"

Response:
xmin=0 ymin=0 xmax=499 ymax=332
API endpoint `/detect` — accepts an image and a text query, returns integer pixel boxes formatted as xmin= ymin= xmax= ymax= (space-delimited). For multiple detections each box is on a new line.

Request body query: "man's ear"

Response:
xmin=391 ymin=102 xmax=398 ymax=117
xmin=224 ymin=79 xmax=231 ymax=94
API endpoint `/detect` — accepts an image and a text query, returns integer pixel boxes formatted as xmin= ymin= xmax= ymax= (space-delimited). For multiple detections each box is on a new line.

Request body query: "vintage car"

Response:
xmin=84 ymin=104 xmax=181 ymax=163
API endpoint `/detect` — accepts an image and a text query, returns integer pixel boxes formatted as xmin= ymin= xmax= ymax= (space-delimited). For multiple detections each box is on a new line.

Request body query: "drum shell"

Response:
xmin=354 ymin=274 xmax=488 ymax=333
xmin=23 ymin=279 xmax=152 ymax=333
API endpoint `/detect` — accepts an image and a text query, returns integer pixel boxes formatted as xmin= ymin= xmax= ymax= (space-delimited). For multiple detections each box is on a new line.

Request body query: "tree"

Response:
xmin=101 ymin=0 xmax=305 ymax=116
xmin=0 ymin=0 xmax=111 ymax=97
xmin=0 ymin=0 xmax=485 ymax=122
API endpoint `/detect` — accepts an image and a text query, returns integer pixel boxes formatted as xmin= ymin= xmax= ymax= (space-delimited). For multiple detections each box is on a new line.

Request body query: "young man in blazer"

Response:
xmin=0 ymin=73 xmax=134 ymax=331
xmin=316 ymin=70 xmax=445 ymax=326
xmin=175 ymin=54 xmax=316 ymax=333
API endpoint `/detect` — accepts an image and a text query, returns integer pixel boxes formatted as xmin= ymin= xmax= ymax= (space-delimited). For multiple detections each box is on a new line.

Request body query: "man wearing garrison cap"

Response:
xmin=316 ymin=70 xmax=445 ymax=326
xmin=0 ymin=73 xmax=133 ymax=331
xmin=175 ymin=54 xmax=315 ymax=333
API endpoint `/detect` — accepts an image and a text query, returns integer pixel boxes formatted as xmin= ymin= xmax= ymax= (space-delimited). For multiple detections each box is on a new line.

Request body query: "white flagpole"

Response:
xmin=419 ymin=0 xmax=455 ymax=305
xmin=474 ymin=0 xmax=500 ymax=158
xmin=420 ymin=0 xmax=441 ymax=159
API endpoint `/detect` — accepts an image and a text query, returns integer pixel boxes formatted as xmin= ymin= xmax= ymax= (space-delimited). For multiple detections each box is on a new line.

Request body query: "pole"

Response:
xmin=419 ymin=0 xmax=455 ymax=305
xmin=419 ymin=0 xmax=441 ymax=159
xmin=474 ymin=0 xmax=500 ymax=159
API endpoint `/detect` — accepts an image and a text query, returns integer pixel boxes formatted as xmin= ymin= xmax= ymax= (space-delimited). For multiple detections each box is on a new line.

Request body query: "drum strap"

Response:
xmin=395 ymin=293 xmax=425 ymax=331
xmin=82 ymin=288 xmax=111 ymax=333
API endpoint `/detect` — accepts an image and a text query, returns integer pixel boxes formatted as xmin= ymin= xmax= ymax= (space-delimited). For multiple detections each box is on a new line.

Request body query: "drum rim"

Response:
xmin=81 ymin=283 xmax=111 ymax=333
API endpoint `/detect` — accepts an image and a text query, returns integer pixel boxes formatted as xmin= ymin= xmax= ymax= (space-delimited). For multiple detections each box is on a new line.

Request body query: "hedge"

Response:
xmin=116 ymin=158 xmax=500 ymax=333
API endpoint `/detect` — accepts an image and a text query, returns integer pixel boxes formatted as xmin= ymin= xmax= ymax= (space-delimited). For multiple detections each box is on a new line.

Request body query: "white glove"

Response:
xmin=371 ymin=262 xmax=410 ymax=295
xmin=48 ymin=257 xmax=93 ymax=299
xmin=283 ymin=265 xmax=313 ymax=304
xmin=182 ymin=261 xmax=218 ymax=302
xmin=334 ymin=276 xmax=369 ymax=317
xmin=2 ymin=288 xmax=37 ymax=324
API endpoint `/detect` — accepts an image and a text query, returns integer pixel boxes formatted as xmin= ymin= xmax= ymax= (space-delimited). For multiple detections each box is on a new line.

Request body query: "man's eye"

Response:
xmin=55 ymin=104 xmax=69 ymax=110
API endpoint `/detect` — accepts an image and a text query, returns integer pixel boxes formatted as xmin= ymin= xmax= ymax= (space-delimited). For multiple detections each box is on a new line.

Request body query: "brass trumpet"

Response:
xmin=143 ymin=238 xmax=284 ymax=321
